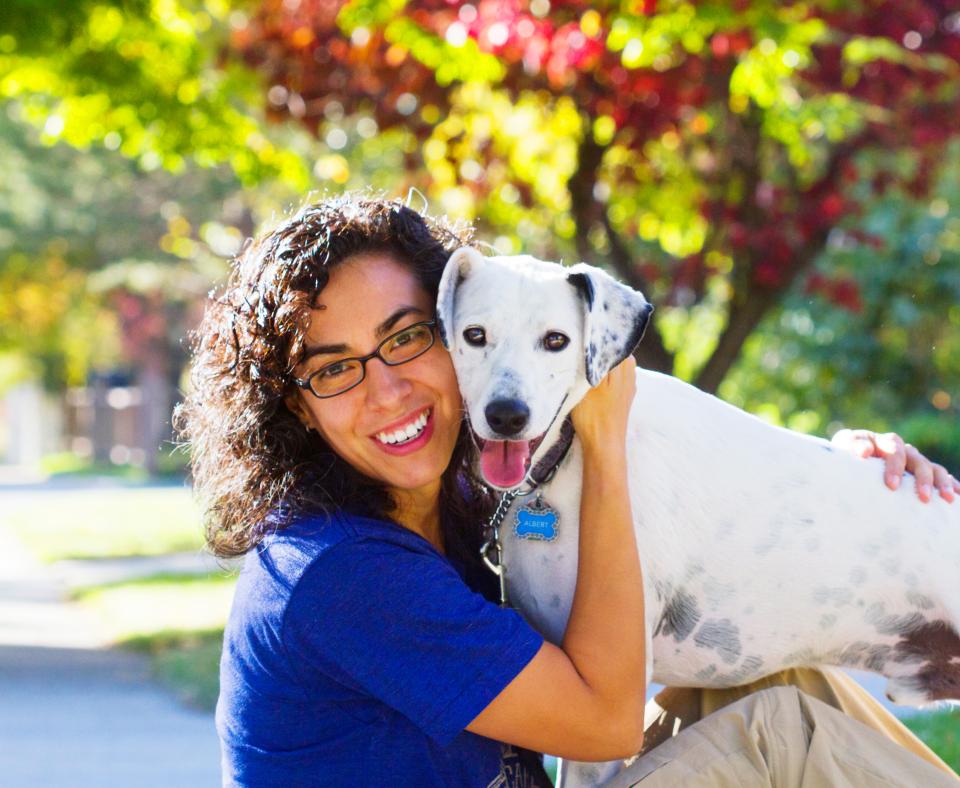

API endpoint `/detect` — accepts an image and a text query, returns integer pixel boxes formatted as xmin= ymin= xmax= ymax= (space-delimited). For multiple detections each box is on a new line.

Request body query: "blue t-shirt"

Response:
xmin=217 ymin=510 xmax=545 ymax=787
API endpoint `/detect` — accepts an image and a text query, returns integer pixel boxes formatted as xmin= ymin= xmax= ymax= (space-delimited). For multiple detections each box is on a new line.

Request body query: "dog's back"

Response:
xmin=629 ymin=369 xmax=960 ymax=703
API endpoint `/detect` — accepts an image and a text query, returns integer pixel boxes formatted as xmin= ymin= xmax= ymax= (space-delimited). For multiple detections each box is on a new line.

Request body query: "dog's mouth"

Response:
xmin=475 ymin=433 xmax=547 ymax=489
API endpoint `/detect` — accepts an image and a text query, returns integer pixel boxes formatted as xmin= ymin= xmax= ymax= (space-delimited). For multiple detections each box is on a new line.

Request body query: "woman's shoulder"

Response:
xmin=247 ymin=509 xmax=439 ymax=595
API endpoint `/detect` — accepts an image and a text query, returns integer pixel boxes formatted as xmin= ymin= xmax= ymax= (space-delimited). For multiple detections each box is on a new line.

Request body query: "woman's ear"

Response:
xmin=284 ymin=391 xmax=320 ymax=434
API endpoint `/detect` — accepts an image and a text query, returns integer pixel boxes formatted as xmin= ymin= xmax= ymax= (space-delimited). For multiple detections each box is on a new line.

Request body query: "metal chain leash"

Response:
xmin=480 ymin=489 xmax=519 ymax=607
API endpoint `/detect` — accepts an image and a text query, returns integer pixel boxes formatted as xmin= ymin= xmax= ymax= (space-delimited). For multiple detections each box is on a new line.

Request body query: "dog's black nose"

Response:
xmin=485 ymin=399 xmax=530 ymax=437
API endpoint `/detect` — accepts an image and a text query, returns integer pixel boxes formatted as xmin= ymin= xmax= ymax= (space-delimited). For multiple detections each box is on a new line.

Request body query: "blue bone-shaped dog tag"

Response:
xmin=514 ymin=498 xmax=559 ymax=542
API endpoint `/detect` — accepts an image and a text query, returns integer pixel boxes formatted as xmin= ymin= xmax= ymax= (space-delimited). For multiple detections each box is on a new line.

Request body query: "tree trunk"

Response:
xmin=568 ymin=128 xmax=676 ymax=375
xmin=694 ymin=285 xmax=774 ymax=394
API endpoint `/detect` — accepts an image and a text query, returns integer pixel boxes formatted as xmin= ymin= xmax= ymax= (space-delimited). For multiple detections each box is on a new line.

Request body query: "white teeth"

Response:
xmin=376 ymin=409 xmax=430 ymax=446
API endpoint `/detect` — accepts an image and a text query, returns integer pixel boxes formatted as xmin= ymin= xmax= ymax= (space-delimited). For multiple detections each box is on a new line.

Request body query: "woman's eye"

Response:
xmin=463 ymin=326 xmax=486 ymax=347
xmin=317 ymin=361 xmax=350 ymax=379
xmin=544 ymin=332 xmax=569 ymax=351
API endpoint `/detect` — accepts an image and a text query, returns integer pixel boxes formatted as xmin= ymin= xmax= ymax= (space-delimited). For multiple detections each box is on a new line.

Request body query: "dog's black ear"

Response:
xmin=436 ymin=247 xmax=481 ymax=349
xmin=567 ymin=272 xmax=595 ymax=310
xmin=567 ymin=263 xmax=653 ymax=386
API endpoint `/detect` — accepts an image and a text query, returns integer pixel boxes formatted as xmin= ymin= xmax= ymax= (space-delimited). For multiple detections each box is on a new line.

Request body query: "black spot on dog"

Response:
xmin=718 ymin=654 xmax=765 ymax=684
xmin=695 ymin=664 xmax=717 ymax=682
xmin=821 ymin=445 xmax=835 ymax=453
xmin=654 ymin=589 xmax=702 ymax=643
xmin=436 ymin=314 xmax=450 ymax=348
xmin=865 ymin=602 xmax=927 ymax=637
xmin=892 ymin=620 xmax=960 ymax=701
xmin=906 ymin=591 xmax=935 ymax=610
xmin=694 ymin=619 xmax=742 ymax=664
xmin=841 ymin=642 xmax=894 ymax=673
xmin=782 ymin=647 xmax=818 ymax=666
xmin=849 ymin=566 xmax=868 ymax=586
xmin=622 ymin=302 xmax=653 ymax=360
xmin=880 ymin=557 xmax=901 ymax=576
xmin=864 ymin=645 xmax=894 ymax=672
xmin=813 ymin=586 xmax=854 ymax=607
xmin=567 ymin=271 xmax=595 ymax=308
xmin=684 ymin=562 xmax=706 ymax=580
xmin=834 ymin=641 xmax=881 ymax=671
xmin=653 ymin=581 xmax=667 ymax=603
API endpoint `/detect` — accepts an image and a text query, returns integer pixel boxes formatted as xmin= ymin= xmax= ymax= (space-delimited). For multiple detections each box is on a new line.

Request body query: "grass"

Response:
xmin=903 ymin=708 xmax=960 ymax=774
xmin=2 ymin=483 xmax=228 ymax=711
xmin=74 ymin=571 xmax=237 ymax=711
xmin=39 ymin=450 xmax=190 ymax=480
xmin=122 ymin=629 xmax=225 ymax=711
xmin=73 ymin=571 xmax=237 ymax=640
xmin=6 ymin=485 xmax=205 ymax=562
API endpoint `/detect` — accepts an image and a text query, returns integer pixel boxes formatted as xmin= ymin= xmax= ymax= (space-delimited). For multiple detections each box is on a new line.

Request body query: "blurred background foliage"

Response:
xmin=0 ymin=0 xmax=957 ymax=469
xmin=1 ymin=1 xmax=959 ymax=770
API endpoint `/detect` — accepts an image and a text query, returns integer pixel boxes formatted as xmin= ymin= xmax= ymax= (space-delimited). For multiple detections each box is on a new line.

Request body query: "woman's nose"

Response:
xmin=363 ymin=358 xmax=413 ymax=407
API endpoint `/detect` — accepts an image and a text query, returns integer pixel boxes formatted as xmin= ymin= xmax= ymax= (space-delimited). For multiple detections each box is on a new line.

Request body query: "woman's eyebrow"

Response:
xmin=301 ymin=305 xmax=427 ymax=360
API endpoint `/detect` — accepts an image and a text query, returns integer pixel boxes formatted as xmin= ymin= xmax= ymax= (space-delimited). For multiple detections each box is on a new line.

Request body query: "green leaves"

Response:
xmin=0 ymin=0 xmax=310 ymax=188
xmin=384 ymin=18 xmax=505 ymax=86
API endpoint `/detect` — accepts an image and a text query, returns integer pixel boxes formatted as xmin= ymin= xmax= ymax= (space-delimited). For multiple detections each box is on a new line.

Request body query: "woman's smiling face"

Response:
xmin=289 ymin=253 xmax=463 ymax=503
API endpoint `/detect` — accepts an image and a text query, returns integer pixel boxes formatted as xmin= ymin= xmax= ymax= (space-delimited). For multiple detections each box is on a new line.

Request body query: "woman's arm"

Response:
xmin=467 ymin=358 xmax=646 ymax=761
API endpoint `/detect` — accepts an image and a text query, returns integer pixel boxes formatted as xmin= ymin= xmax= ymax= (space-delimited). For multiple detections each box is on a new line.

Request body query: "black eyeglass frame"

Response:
xmin=291 ymin=319 xmax=438 ymax=399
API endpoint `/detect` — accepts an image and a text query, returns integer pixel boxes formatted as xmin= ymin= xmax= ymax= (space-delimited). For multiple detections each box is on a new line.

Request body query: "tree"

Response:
xmin=0 ymin=108 xmax=269 ymax=469
xmin=232 ymin=0 xmax=960 ymax=390
xmin=0 ymin=0 xmax=311 ymax=188
xmin=721 ymin=140 xmax=960 ymax=470
xmin=0 ymin=105 xmax=279 ymax=399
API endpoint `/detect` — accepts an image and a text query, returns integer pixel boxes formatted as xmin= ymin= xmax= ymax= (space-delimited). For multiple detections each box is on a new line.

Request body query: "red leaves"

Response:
xmin=710 ymin=31 xmax=752 ymax=59
xmin=229 ymin=0 xmax=959 ymax=317
xmin=751 ymin=233 xmax=794 ymax=289
xmin=819 ymin=193 xmax=846 ymax=223
xmin=805 ymin=272 xmax=864 ymax=313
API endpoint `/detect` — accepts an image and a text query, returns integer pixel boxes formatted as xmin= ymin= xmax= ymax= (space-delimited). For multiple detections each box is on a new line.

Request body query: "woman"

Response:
xmin=177 ymin=195 xmax=958 ymax=787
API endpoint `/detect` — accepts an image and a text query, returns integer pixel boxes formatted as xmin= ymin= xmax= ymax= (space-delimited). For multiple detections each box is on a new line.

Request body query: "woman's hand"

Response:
xmin=570 ymin=356 xmax=637 ymax=458
xmin=831 ymin=429 xmax=959 ymax=503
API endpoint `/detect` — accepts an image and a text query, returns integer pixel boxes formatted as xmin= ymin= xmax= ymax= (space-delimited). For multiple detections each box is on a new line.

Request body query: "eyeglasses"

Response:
xmin=292 ymin=320 xmax=438 ymax=399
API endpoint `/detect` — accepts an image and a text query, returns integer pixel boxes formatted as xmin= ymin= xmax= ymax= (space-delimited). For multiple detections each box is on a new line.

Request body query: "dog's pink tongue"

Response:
xmin=480 ymin=440 xmax=531 ymax=489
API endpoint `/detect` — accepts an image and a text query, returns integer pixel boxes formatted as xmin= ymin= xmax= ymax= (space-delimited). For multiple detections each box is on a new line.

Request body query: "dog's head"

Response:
xmin=437 ymin=246 xmax=652 ymax=489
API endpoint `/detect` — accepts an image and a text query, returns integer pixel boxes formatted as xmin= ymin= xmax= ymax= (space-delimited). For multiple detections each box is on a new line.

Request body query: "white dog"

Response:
xmin=436 ymin=247 xmax=960 ymax=786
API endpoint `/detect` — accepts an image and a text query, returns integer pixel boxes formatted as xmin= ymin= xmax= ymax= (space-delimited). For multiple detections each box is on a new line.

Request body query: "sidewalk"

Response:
xmin=0 ymin=484 xmax=222 ymax=787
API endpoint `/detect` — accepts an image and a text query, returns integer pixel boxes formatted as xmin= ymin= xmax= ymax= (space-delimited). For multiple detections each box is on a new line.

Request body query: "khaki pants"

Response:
xmin=605 ymin=668 xmax=959 ymax=786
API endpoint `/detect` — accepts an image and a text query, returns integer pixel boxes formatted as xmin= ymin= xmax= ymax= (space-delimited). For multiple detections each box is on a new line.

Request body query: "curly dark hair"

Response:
xmin=174 ymin=194 xmax=496 ymax=562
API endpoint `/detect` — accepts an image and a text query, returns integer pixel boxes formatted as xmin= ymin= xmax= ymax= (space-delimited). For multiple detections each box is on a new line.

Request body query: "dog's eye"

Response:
xmin=463 ymin=326 xmax=486 ymax=347
xmin=543 ymin=332 xmax=569 ymax=351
